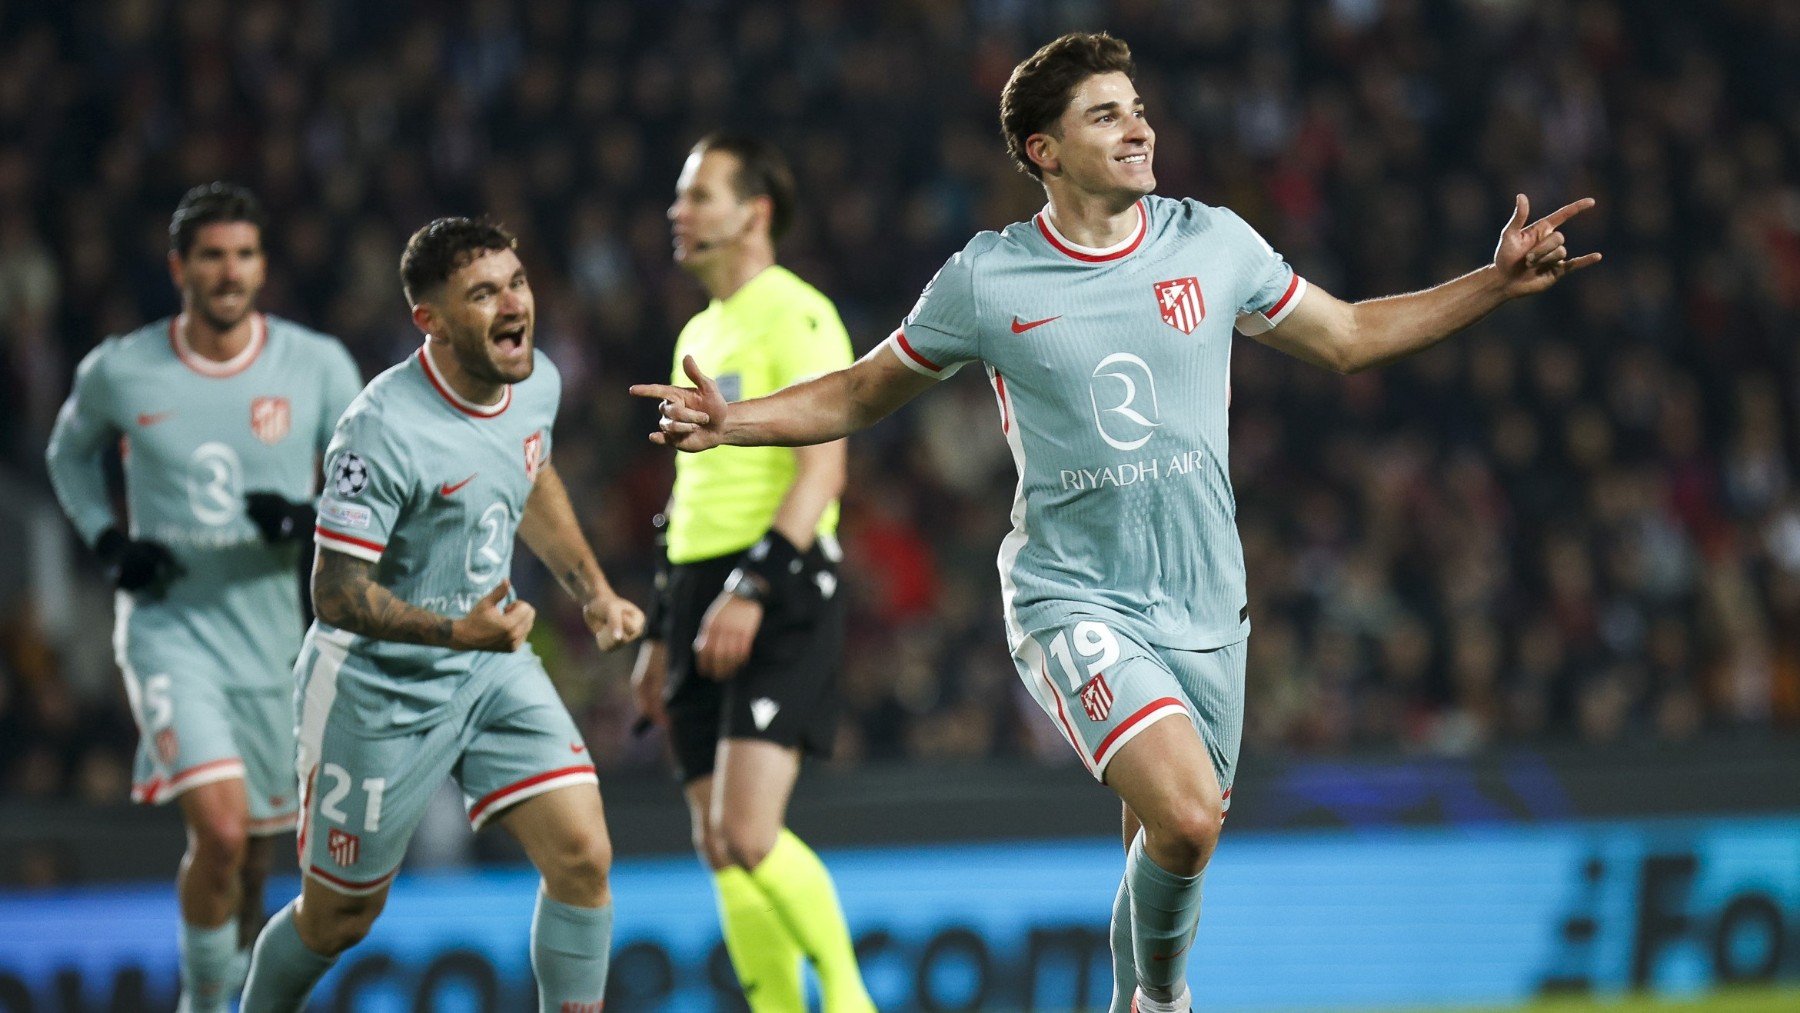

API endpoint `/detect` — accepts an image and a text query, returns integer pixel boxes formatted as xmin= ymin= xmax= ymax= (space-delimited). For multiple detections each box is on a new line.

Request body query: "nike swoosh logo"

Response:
xmin=136 ymin=412 xmax=173 ymax=426
xmin=439 ymin=474 xmax=476 ymax=496
xmin=1151 ymin=941 xmax=1191 ymax=961
xmin=570 ymin=742 xmax=587 ymax=754
xmin=1011 ymin=315 xmax=1061 ymax=334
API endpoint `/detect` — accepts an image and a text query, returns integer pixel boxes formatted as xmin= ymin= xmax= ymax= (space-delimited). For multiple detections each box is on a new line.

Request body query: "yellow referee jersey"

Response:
xmin=667 ymin=265 xmax=854 ymax=564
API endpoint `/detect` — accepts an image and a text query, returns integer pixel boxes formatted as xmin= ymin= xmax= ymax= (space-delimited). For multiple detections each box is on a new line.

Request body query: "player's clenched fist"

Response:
xmin=583 ymin=593 xmax=647 ymax=652
xmin=452 ymin=579 xmax=536 ymax=652
xmin=629 ymin=354 xmax=730 ymax=453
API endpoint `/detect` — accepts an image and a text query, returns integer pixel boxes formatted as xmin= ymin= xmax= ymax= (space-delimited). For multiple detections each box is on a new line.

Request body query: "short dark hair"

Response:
xmin=399 ymin=217 xmax=518 ymax=304
xmin=691 ymin=132 xmax=798 ymax=241
xmin=1000 ymin=32 xmax=1136 ymax=179
xmin=169 ymin=182 xmax=266 ymax=256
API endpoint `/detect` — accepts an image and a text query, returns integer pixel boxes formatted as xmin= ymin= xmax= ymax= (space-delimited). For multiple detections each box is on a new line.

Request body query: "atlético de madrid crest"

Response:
xmin=1154 ymin=277 xmax=1205 ymax=334
xmin=251 ymin=395 xmax=291 ymax=444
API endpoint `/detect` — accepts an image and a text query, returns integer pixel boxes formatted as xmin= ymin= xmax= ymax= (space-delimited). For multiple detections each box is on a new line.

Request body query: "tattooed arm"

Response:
xmin=517 ymin=462 xmax=646 ymax=651
xmin=312 ymin=548 xmax=532 ymax=651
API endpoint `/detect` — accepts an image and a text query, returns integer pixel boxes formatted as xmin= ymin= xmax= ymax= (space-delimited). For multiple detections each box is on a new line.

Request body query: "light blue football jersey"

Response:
xmin=885 ymin=196 xmax=1307 ymax=652
xmin=310 ymin=344 xmax=560 ymax=729
xmin=45 ymin=314 xmax=363 ymax=689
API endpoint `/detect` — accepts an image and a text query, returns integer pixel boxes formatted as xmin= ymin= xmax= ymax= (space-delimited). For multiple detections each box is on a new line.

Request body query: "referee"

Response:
xmin=633 ymin=133 xmax=873 ymax=1013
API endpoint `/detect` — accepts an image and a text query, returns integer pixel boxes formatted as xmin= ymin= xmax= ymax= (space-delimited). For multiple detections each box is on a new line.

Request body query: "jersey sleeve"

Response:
xmin=316 ymin=340 xmax=364 ymax=454
xmin=314 ymin=404 xmax=413 ymax=563
xmin=1225 ymin=211 xmax=1309 ymax=336
xmin=44 ymin=341 xmax=120 ymax=547
xmin=770 ymin=298 xmax=855 ymax=388
xmin=882 ymin=250 xmax=981 ymax=379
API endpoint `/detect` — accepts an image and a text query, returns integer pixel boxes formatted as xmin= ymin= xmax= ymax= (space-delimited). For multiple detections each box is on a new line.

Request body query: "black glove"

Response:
xmin=244 ymin=491 xmax=316 ymax=544
xmin=94 ymin=527 xmax=184 ymax=595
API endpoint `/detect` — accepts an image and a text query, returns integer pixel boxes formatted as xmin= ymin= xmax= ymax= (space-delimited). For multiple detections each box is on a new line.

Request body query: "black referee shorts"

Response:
xmin=659 ymin=544 xmax=844 ymax=784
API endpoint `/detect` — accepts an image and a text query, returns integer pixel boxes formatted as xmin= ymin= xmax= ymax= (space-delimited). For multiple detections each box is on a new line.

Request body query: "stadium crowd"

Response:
xmin=3 ymin=0 xmax=1799 ymax=808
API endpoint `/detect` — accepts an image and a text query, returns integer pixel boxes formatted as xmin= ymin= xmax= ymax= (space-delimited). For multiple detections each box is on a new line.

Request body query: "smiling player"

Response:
xmin=242 ymin=218 xmax=645 ymax=1012
xmin=635 ymin=32 xmax=1600 ymax=1012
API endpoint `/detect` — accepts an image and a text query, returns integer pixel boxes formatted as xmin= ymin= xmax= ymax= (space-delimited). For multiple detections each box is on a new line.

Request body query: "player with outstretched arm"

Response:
xmin=634 ymin=32 xmax=1598 ymax=1013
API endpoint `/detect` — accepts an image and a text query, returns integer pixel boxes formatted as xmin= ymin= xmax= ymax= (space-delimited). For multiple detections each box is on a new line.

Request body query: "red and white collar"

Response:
xmin=1035 ymin=200 xmax=1147 ymax=263
xmin=418 ymin=344 xmax=512 ymax=418
xmin=169 ymin=313 xmax=266 ymax=377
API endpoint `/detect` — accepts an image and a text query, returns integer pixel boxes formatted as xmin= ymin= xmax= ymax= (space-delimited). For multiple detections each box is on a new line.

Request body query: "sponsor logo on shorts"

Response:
xmin=328 ymin=827 xmax=360 ymax=868
xmin=319 ymin=497 xmax=372 ymax=530
xmin=1079 ymin=673 xmax=1115 ymax=722
xmin=750 ymin=698 xmax=780 ymax=731
xmin=155 ymin=728 xmax=179 ymax=765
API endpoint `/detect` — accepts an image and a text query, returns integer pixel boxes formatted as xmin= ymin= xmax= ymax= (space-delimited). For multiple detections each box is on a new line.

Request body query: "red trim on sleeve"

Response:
xmin=894 ymin=330 xmax=943 ymax=372
xmin=1265 ymin=274 xmax=1302 ymax=319
xmin=315 ymin=526 xmax=385 ymax=554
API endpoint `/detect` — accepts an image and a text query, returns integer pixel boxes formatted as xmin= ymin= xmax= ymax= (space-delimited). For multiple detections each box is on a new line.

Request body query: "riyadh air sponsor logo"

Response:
xmin=1089 ymin=353 xmax=1161 ymax=451
xmin=1060 ymin=449 xmax=1207 ymax=492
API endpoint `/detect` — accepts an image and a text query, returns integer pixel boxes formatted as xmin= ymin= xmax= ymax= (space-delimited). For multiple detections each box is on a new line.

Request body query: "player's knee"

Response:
xmin=715 ymin=812 xmax=777 ymax=870
xmin=690 ymin=817 xmax=730 ymax=871
xmin=189 ymin=812 xmax=249 ymax=873
xmin=296 ymin=895 xmax=381 ymax=955
xmin=1160 ymin=798 xmax=1224 ymax=869
xmin=541 ymin=827 xmax=613 ymax=902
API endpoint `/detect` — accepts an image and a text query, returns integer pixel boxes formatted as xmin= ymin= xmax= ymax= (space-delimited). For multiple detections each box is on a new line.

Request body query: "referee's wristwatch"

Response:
xmin=720 ymin=568 xmax=771 ymax=606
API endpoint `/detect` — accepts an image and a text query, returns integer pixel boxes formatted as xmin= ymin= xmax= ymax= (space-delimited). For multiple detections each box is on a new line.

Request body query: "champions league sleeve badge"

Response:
xmin=332 ymin=452 xmax=370 ymax=498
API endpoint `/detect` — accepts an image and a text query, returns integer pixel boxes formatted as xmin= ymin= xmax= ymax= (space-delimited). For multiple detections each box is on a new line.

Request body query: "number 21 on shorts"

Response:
xmin=316 ymin=762 xmax=387 ymax=832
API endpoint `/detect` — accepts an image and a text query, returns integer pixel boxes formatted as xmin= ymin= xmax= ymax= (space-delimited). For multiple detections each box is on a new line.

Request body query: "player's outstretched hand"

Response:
xmin=1493 ymin=194 xmax=1602 ymax=298
xmin=629 ymin=355 xmax=729 ymax=453
xmin=583 ymin=593 xmax=646 ymax=652
xmin=453 ymin=579 xmax=535 ymax=652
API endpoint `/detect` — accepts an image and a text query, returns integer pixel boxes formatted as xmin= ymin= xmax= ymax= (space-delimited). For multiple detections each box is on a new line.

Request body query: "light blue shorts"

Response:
xmin=118 ymin=629 xmax=299 ymax=835
xmin=1012 ymin=615 xmax=1245 ymax=808
xmin=293 ymin=632 xmax=597 ymax=895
